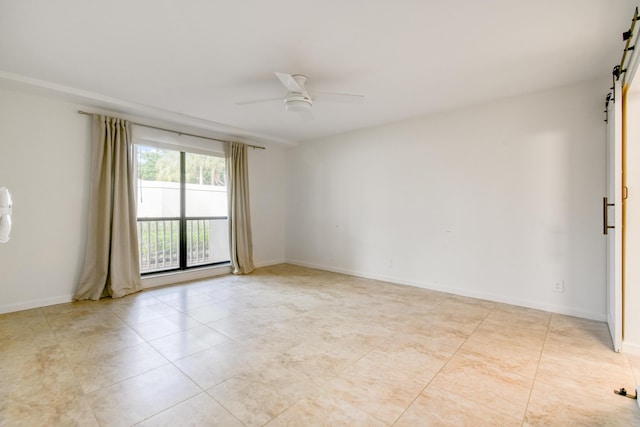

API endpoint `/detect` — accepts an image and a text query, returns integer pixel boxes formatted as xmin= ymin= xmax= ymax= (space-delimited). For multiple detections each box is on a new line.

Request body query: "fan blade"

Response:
xmin=235 ymin=96 xmax=282 ymax=106
xmin=275 ymin=72 xmax=303 ymax=93
xmin=314 ymin=91 xmax=364 ymax=104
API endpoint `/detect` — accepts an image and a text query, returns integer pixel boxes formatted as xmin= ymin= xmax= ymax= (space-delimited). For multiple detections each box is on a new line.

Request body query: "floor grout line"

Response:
xmin=2 ymin=266 xmax=639 ymax=425
xmin=388 ymin=298 xmax=496 ymax=426
xmin=520 ymin=311 xmax=553 ymax=427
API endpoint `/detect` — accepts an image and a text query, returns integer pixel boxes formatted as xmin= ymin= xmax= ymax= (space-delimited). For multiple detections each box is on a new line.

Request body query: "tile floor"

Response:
xmin=1 ymin=264 xmax=639 ymax=426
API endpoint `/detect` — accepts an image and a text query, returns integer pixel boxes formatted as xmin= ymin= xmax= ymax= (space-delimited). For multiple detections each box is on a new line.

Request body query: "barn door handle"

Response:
xmin=603 ymin=197 xmax=615 ymax=235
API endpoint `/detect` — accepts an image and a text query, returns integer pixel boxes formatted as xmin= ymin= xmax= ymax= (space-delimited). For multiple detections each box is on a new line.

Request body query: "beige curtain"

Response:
xmin=226 ymin=141 xmax=255 ymax=274
xmin=75 ymin=115 xmax=142 ymax=300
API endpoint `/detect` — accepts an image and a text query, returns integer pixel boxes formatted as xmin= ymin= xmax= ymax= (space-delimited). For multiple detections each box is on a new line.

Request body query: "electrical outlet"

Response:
xmin=553 ymin=281 xmax=564 ymax=293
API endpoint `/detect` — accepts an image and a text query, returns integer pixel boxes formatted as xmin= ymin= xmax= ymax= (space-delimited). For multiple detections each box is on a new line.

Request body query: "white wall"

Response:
xmin=249 ymin=144 xmax=287 ymax=267
xmin=0 ymin=88 xmax=91 ymax=312
xmin=0 ymin=88 xmax=287 ymax=312
xmin=286 ymin=80 xmax=608 ymax=320
xmin=0 ymin=80 xmax=609 ymax=321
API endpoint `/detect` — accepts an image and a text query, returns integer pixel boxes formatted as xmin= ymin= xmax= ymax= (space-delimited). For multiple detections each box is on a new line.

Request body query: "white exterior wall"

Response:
xmin=136 ymin=181 xmax=227 ymax=218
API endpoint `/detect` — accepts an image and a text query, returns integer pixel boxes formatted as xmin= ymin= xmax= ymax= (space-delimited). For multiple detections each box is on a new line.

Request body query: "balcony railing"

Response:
xmin=137 ymin=217 xmax=230 ymax=274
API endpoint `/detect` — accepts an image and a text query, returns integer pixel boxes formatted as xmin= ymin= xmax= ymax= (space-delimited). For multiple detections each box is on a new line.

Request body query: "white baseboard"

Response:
xmin=141 ymin=259 xmax=287 ymax=289
xmin=0 ymin=294 xmax=74 ymax=314
xmin=285 ymin=259 xmax=606 ymax=322
xmin=142 ymin=265 xmax=231 ymax=289
xmin=0 ymin=261 xmax=285 ymax=314
xmin=622 ymin=341 xmax=640 ymax=355
xmin=0 ymin=259 xmax=607 ymax=324
xmin=254 ymin=258 xmax=286 ymax=268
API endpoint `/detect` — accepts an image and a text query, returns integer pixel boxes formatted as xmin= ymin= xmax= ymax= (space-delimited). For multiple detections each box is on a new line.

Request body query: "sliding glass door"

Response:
xmin=184 ymin=152 xmax=229 ymax=267
xmin=135 ymin=145 xmax=230 ymax=274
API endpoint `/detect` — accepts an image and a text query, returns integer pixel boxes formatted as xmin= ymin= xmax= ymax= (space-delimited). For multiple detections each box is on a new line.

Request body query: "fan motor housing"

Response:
xmin=284 ymin=94 xmax=312 ymax=111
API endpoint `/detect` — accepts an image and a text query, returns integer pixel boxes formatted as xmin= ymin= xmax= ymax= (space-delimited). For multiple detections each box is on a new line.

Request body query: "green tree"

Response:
xmin=155 ymin=150 xmax=180 ymax=182
xmin=186 ymin=153 xmax=225 ymax=186
xmin=137 ymin=146 xmax=225 ymax=185
xmin=137 ymin=148 xmax=162 ymax=180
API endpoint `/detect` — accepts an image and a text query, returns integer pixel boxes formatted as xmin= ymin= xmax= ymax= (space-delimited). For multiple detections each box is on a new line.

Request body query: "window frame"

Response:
xmin=133 ymin=135 xmax=229 ymax=276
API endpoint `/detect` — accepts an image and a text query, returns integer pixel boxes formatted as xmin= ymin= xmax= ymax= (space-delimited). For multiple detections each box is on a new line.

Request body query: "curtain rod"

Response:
xmin=77 ymin=110 xmax=266 ymax=150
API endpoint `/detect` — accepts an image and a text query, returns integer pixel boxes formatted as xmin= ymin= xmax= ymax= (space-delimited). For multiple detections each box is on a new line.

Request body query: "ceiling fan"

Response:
xmin=236 ymin=72 xmax=364 ymax=113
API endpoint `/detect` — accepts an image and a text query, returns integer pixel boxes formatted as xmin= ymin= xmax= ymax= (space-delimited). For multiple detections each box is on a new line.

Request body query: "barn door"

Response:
xmin=606 ymin=81 xmax=623 ymax=352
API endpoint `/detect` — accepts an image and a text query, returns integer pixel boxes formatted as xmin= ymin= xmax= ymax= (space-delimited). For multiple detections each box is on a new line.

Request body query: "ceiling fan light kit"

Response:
xmin=285 ymin=96 xmax=312 ymax=112
xmin=238 ymin=72 xmax=364 ymax=114
xmin=282 ymin=74 xmax=312 ymax=112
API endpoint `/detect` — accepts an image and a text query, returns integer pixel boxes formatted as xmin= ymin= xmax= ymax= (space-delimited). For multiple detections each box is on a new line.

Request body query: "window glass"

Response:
xmin=134 ymin=145 xmax=229 ymax=273
xmin=185 ymin=152 xmax=227 ymax=217
xmin=136 ymin=146 xmax=180 ymax=218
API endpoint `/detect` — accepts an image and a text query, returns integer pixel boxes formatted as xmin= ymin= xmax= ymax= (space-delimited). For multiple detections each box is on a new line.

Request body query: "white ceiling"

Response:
xmin=0 ymin=1 xmax=636 ymax=145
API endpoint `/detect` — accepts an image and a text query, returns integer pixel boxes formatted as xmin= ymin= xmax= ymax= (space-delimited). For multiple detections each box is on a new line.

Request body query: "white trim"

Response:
xmin=286 ymin=259 xmax=606 ymax=322
xmin=141 ymin=265 xmax=231 ymax=289
xmin=622 ymin=341 xmax=640 ymax=355
xmin=0 ymin=70 xmax=297 ymax=147
xmin=0 ymin=267 xmax=234 ymax=313
xmin=0 ymin=260 xmax=608 ymax=322
xmin=608 ymin=312 xmax=617 ymax=341
xmin=133 ymin=126 xmax=226 ymax=157
xmin=141 ymin=259 xmax=286 ymax=289
xmin=254 ymin=258 xmax=287 ymax=268
xmin=135 ymin=138 xmax=225 ymax=158
xmin=0 ymin=294 xmax=73 ymax=314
